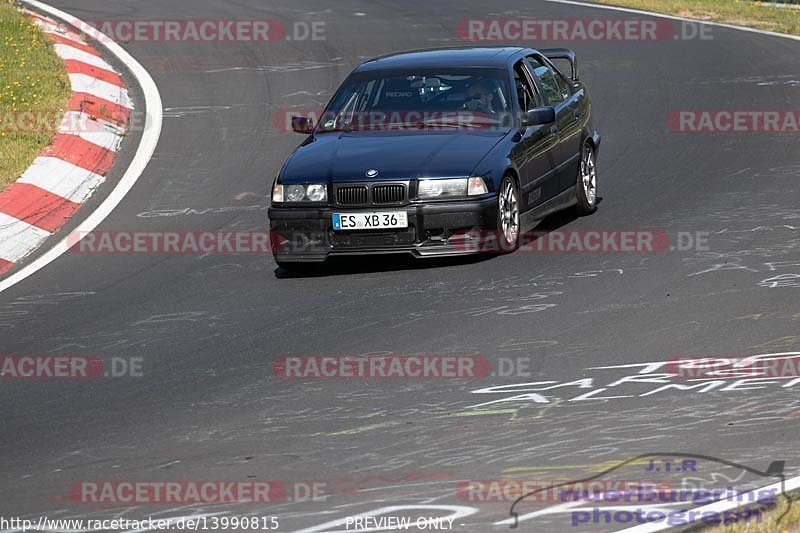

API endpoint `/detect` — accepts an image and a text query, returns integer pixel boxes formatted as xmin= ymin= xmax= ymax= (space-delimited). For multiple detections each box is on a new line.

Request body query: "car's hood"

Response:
xmin=280 ymin=130 xmax=507 ymax=182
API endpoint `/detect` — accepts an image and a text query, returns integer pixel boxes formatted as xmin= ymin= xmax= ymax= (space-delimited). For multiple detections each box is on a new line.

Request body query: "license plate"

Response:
xmin=332 ymin=211 xmax=408 ymax=231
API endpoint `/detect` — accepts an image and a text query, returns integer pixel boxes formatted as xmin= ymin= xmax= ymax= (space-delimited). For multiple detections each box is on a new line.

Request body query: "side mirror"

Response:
xmin=291 ymin=115 xmax=315 ymax=134
xmin=523 ymin=107 xmax=556 ymax=127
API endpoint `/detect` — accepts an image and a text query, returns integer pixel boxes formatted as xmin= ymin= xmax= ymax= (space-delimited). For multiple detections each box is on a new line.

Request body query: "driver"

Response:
xmin=463 ymin=79 xmax=497 ymax=114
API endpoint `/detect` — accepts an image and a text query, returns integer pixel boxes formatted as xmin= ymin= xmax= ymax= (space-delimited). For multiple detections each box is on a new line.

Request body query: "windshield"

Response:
xmin=317 ymin=68 xmax=513 ymax=132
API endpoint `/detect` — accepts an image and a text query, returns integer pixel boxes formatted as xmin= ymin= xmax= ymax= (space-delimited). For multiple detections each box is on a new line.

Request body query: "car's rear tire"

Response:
xmin=575 ymin=142 xmax=597 ymax=215
xmin=497 ymin=174 xmax=520 ymax=253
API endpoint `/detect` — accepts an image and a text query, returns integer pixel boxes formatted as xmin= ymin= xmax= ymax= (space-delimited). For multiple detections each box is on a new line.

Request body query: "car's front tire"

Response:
xmin=575 ymin=142 xmax=598 ymax=215
xmin=497 ymin=174 xmax=520 ymax=253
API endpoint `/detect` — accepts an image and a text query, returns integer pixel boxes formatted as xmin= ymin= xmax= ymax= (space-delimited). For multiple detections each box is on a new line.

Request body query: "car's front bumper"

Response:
xmin=268 ymin=196 xmax=498 ymax=262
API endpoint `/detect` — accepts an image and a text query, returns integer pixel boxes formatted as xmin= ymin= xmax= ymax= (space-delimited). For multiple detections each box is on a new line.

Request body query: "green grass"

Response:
xmin=0 ymin=1 xmax=70 ymax=190
xmin=591 ymin=0 xmax=800 ymax=36
xmin=702 ymin=492 xmax=800 ymax=532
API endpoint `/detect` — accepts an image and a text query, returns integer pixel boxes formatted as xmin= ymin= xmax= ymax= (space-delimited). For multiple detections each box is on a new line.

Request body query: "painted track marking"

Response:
xmin=0 ymin=0 xmax=163 ymax=293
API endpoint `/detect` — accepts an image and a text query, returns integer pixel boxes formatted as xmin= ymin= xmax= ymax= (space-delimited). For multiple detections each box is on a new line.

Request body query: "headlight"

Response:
xmin=418 ymin=178 xmax=468 ymax=199
xmin=272 ymin=183 xmax=328 ymax=203
xmin=306 ymin=184 xmax=327 ymax=202
xmin=418 ymin=177 xmax=488 ymax=199
xmin=286 ymin=185 xmax=306 ymax=202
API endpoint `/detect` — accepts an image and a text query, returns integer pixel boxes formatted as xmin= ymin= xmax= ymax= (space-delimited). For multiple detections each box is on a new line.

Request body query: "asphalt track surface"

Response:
xmin=2 ymin=0 xmax=800 ymax=531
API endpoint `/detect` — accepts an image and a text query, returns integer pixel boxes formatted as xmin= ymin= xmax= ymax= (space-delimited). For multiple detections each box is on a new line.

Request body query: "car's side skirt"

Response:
xmin=520 ymin=186 xmax=577 ymax=231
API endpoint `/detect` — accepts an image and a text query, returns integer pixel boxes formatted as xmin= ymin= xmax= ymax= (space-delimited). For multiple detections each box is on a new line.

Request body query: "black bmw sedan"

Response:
xmin=269 ymin=46 xmax=601 ymax=268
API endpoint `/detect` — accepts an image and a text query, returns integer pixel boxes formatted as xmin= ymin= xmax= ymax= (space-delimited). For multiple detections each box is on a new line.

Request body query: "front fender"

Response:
xmin=468 ymin=131 xmax=518 ymax=194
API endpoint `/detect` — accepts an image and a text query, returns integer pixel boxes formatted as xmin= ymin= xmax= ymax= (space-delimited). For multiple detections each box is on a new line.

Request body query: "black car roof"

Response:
xmin=354 ymin=47 xmax=529 ymax=72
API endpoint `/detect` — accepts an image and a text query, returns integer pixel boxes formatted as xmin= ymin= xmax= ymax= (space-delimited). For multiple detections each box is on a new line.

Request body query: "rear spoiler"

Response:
xmin=541 ymin=48 xmax=579 ymax=81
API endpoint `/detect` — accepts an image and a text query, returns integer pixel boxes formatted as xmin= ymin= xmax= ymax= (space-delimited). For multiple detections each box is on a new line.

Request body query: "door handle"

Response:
xmin=550 ymin=126 xmax=558 ymax=136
